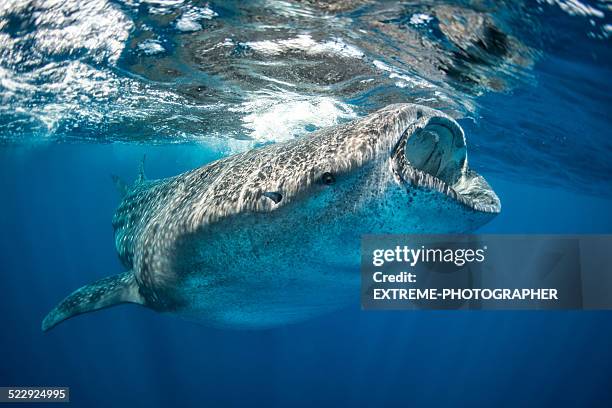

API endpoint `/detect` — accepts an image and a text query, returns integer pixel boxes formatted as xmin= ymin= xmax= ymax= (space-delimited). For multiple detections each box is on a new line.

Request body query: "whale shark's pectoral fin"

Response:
xmin=41 ymin=271 xmax=144 ymax=332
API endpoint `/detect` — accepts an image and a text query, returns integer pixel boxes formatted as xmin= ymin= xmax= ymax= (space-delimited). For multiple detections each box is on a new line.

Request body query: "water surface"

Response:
xmin=1 ymin=0 xmax=611 ymax=406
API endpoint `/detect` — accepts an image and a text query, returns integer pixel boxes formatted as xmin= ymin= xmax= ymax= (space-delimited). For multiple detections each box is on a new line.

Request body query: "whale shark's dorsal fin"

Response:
xmin=136 ymin=154 xmax=147 ymax=185
xmin=111 ymin=174 xmax=129 ymax=198
xmin=41 ymin=271 xmax=144 ymax=332
xmin=111 ymin=155 xmax=148 ymax=199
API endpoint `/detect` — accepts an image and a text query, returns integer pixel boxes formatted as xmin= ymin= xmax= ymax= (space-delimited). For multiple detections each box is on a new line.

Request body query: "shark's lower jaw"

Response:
xmin=392 ymin=116 xmax=501 ymax=214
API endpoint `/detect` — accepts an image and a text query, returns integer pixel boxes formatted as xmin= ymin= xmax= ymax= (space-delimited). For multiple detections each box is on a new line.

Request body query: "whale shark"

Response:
xmin=42 ymin=104 xmax=500 ymax=331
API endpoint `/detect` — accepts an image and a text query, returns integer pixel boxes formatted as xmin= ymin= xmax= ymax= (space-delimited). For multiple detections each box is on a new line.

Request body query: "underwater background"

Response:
xmin=1 ymin=0 xmax=611 ymax=406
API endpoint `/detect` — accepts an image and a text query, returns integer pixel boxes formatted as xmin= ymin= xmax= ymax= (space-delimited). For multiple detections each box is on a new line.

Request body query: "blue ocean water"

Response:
xmin=1 ymin=0 xmax=612 ymax=407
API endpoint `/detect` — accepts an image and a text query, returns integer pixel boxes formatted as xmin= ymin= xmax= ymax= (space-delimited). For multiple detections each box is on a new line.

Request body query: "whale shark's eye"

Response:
xmin=321 ymin=172 xmax=335 ymax=185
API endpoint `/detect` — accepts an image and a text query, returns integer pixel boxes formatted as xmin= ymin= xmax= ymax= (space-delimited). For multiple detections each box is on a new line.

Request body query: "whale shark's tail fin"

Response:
xmin=111 ymin=155 xmax=148 ymax=199
xmin=42 ymin=271 xmax=144 ymax=332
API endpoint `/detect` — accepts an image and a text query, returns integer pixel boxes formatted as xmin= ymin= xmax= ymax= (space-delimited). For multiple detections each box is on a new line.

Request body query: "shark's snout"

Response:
xmin=392 ymin=114 xmax=500 ymax=214
xmin=404 ymin=120 xmax=467 ymax=188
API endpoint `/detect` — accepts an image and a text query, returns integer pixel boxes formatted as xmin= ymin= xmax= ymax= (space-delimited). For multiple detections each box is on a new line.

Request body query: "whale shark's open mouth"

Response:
xmin=391 ymin=116 xmax=501 ymax=213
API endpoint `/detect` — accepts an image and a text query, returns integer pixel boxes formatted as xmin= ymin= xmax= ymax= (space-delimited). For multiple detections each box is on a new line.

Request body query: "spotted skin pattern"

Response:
xmin=42 ymin=104 xmax=500 ymax=331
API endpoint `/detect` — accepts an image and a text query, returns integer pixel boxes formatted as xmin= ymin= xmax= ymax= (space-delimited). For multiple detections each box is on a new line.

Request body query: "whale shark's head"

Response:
xmin=176 ymin=103 xmax=499 ymax=241
xmin=233 ymin=103 xmax=500 ymax=236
